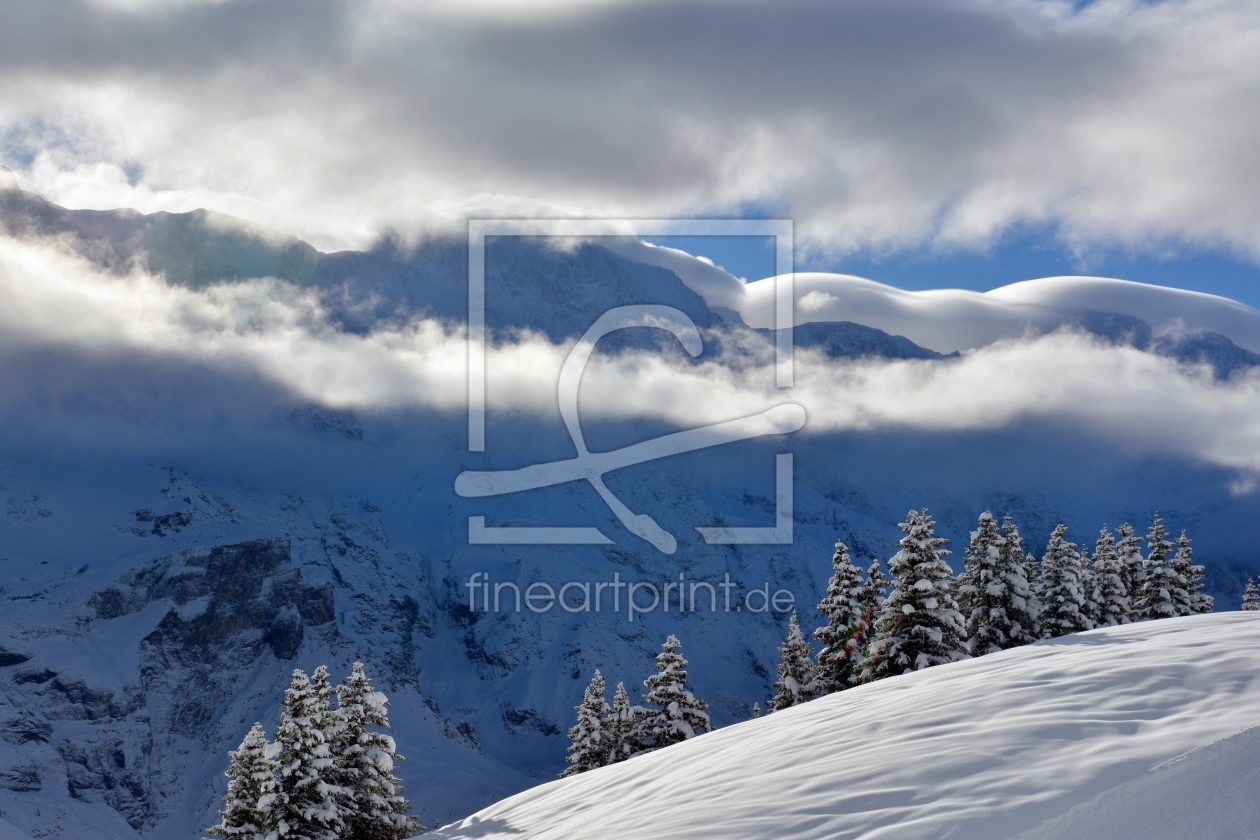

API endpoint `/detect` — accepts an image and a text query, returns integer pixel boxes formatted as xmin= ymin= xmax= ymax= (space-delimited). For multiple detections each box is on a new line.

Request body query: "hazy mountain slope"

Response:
xmin=435 ymin=614 xmax=1260 ymax=840
xmin=0 ymin=186 xmax=319 ymax=289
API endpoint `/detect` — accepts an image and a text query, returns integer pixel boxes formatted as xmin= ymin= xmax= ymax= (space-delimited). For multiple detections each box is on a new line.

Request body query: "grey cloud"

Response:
xmin=0 ymin=0 xmax=1256 ymax=259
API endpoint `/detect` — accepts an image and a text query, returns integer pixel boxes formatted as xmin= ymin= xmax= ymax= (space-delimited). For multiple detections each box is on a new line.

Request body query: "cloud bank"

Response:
xmin=2 ymin=237 xmax=1257 ymax=482
xmin=0 ymin=0 xmax=1258 ymax=260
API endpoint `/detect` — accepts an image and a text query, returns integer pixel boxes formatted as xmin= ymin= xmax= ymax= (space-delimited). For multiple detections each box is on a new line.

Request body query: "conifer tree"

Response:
xmin=642 ymin=635 xmax=710 ymax=749
xmin=1001 ymin=515 xmax=1041 ymax=637
xmin=812 ymin=541 xmax=868 ymax=693
xmin=562 ymin=670 xmax=612 ymax=777
xmin=1038 ymin=525 xmax=1092 ymax=638
xmin=605 ymin=682 xmax=642 ymax=764
xmin=1243 ymin=579 xmax=1260 ymax=611
xmin=1115 ymin=523 xmax=1146 ymax=623
xmin=957 ymin=512 xmax=1037 ymax=655
xmin=859 ymin=509 xmax=968 ymax=683
xmin=207 ymin=723 xmax=280 ymax=840
xmin=273 ymin=668 xmax=343 ymax=840
xmin=751 ymin=702 xmax=762 ymax=719
xmin=1078 ymin=544 xmax=1100 ymax=629
xmin=1171 ymin=531 xmax=1214 ymax=616
xmin=770 ymin=612 xmax=817 ymax=710
xmin=1137 ymin=513 xmax=1177 ymax=620
xmin=864 ymin=560 xmax=887 ymax=613
xmin=331 ymin=663 xmax=419 ymax=839
xmin=1090 ymin=526 xmax=1130 ymax=626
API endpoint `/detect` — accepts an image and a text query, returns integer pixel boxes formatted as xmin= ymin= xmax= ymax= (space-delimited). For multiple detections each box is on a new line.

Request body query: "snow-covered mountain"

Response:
xmin=434 ymin=613 xmax=1260 ymax=840
xmin=0 ymin=183 xmax=1258 ymax=838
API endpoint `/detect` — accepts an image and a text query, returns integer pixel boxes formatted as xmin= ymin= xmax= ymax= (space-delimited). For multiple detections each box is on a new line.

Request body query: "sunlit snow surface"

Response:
xmin=437 ymin=614 xmax=1260 ymax=840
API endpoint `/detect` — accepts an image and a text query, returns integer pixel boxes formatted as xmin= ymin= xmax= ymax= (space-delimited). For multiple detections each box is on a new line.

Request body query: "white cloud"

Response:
xmin=1 ymin=236 xmax=1257 ymax=482
xmin=0 ymin=0 xmax=1257 ymax=260
xmin=798 ymin=290 xmax=838 ymax=314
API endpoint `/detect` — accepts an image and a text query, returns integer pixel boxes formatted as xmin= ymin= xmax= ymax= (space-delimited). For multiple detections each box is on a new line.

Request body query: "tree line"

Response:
xmin=206 ymin=662 xmax=420 ymax=840
xmin=769 ymin=509 xmax=1213 ymax=710
xmin=562 ymin=635 xmax=711 ymax=777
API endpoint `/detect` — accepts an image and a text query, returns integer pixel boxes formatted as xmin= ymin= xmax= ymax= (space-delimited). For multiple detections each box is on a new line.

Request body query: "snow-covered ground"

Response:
xmin=436 ymin=613 xmax=1260 ymax=840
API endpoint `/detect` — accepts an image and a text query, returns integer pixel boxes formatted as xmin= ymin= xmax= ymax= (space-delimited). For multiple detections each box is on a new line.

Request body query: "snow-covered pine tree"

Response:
xmin=1115 ymin=523 xmax=1145 ymax=623
xmin=812 ymin=540 xmax=868 ymax=694
xmin=1243 ymin=579 xmax=1260 ymax=611
xmin=605 ymin=681 xmax=642 ymax=764
xmin=641 ymin=635 xmax=710 ymax=750
xmin=1001 ymin=515 xmax=1041 ymax=638
xmin=1090 ymin=526 xmax=1130 ymax=627
xmin=562 ymin=670 xmax=611 ymax=777
xmin=1078 ymin=543 xmax=1100 ymax=629
xmin=1171 ymin=531 xmax=1214 ymax=616
xmin=272 ymin=668 xmax=342 ymax=840
xmin=865 ymin=559 xmax=887 ymax=613
xmin=206 ymin=723 xmax=280 ymax=840
xmin=858 ymin=509 xmax=968 ymax=683
xmin=957 ymin=512 xmax=1037 ymax=655
xmin=330 ymin=662 xmax=419 ymax=839
xmin=1137 ymin=513 xmax=1178 ymax=620
xmin=770 ymin=612 xmax=817 ymax=710
xmin=1038 ymin=525 xmax=1091 ymax=638
xmin=751 ymin=702 xmax=762 ymax=719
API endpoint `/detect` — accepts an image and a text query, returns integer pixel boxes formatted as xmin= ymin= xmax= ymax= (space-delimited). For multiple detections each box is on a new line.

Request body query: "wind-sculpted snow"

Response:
xmin=436 ymin=614 xmax=1260 ymax=840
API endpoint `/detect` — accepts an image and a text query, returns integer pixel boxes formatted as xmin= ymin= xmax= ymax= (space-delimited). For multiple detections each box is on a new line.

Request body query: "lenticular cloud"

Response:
xmin=1 ymin=236 xmax=1257 ymax=479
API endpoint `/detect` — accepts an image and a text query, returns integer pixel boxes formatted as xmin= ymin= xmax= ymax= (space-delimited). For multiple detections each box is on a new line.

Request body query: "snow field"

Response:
xmin=437 ymin=613 xmax=1260 ymax=840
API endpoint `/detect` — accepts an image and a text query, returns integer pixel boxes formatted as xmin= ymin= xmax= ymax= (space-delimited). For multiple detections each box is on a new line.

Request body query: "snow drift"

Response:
xmin=436 ymin=613 xmax=1260 ymax=840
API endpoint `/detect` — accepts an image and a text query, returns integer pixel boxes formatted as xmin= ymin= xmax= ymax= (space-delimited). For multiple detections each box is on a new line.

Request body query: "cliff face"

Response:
xmin=2 ymin=538 xmax=336 ymax=833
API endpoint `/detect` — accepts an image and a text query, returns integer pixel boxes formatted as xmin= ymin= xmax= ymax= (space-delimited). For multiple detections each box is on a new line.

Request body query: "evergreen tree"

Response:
xmin=864 ymin=560 xmax=887 ymax=613
xmin=642 ymin=635 xmax=710 ymax=749
xmin=331 ymin=663 xmax=420 ymax=839
xmin=812 ymin=541 xmax=868 ymax=693
xmin=1039 ymin=525 xmax=1091 ymax=638
xmin=605 ymin=682 xmax=643 ymax=763
xmin=1115 ymin=523 xmax=1146 ymax=623
xmin=1137 ymin=513 xmax=1178 ymax=620
xmin=751 ymin=702 xmax=762 ymax=719
xmin=1001 ymin=515 xmax=1041 ymax=637
xmin=957 ymin=512 xmax=1037 ymax=655
xmin=1243 ymin=579 xmax=1260 ymax=611
xmin=1171 ymin=531 xmax=1214 ymax=616
xmin=562 ymin=670 xmax=612 ymax=777
xmin=770 ymin=612 xmax=817 ymax=710
xmin=859 ymin=509 xmax=968 ymax=683
xmin=1078 ymin=544 xmax=1100 ymax=629
xmin=1090 ymin=526 xmax=1130 ymax=627
xmin=206 ymin=723 xmax=280 ymax=840
xmin=273 ymin=668 xmax=342 ymax=840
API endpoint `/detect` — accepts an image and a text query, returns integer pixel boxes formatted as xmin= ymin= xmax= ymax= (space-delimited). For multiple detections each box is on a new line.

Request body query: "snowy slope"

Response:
xmin=436 ymin=614 xmax=1260 ymax=840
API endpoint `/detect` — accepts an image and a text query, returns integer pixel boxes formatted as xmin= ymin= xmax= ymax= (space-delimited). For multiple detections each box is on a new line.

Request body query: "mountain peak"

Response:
xmin=0 ymin=166 xmax=18 ymax=191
